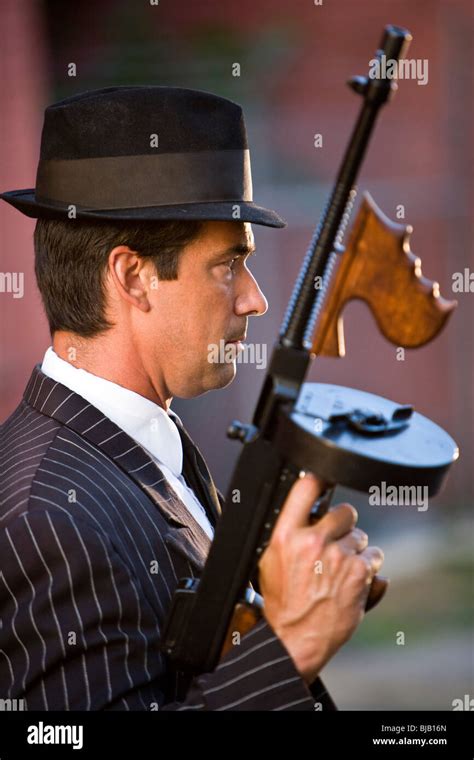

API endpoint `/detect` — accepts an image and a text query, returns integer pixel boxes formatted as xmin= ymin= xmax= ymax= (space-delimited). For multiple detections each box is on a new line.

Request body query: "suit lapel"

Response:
xmin=23 ymin=365 xmax=212 ymax=573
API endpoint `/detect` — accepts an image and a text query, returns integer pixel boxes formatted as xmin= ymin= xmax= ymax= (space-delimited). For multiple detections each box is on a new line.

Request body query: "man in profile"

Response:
xmin=0 ymin=86 xmax=383 ymax=710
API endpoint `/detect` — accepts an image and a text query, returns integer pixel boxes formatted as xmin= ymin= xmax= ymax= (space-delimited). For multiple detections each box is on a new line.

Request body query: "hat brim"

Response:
xmin=0 ymin=189 xmax=286 ymax=228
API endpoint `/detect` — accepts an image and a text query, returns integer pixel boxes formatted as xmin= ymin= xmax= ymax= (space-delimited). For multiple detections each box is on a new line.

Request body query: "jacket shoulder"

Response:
xmin=1 ymin=400 xmax=62 ymax=527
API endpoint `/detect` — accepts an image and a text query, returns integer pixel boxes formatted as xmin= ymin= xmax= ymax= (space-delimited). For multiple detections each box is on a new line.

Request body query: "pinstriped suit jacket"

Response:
xmin=0 ymin=365 xmax=335 ymax=711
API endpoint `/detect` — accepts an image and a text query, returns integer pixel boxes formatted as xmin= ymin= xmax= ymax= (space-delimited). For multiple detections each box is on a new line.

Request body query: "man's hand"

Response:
xmin=258 ymin=472 xmax=384 ymax=685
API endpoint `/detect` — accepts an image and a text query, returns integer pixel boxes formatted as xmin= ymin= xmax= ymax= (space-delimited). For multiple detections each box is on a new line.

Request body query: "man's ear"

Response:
xmin=107 ymin=245 xmax=152 ymax=313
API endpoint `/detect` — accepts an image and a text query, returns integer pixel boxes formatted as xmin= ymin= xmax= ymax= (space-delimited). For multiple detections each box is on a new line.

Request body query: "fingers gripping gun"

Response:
xmin=161 ymin=26 xmax=459 ymax=675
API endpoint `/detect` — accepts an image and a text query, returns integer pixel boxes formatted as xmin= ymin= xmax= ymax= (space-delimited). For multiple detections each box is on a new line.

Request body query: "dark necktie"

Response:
xmin=171 ymin=416 xmax=221 ymax=529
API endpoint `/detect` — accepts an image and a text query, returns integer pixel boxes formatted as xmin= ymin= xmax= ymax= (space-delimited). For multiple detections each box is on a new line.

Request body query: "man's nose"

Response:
xmin=235 ymin=269 xmax=268 ymax=317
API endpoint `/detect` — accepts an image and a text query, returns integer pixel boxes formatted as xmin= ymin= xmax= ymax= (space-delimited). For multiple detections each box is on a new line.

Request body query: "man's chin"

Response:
xmin=211 ymin=360 xmax=237 ymax=390
xmin=176 ymin=361 xmax=236 ymax=398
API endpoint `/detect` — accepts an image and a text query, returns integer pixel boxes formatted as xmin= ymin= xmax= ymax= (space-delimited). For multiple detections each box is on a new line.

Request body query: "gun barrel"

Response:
xmin=280 ymin=25 xmax=412 ymax=351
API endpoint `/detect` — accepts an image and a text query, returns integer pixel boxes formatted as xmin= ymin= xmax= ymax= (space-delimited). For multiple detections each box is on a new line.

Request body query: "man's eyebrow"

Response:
xmin=211 ymin=243 xmax=256 ymax=261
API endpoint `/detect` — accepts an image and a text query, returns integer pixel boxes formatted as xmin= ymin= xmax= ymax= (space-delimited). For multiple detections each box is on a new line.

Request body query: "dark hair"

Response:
xmin=34 ymin=218 xmax=202 ymax=337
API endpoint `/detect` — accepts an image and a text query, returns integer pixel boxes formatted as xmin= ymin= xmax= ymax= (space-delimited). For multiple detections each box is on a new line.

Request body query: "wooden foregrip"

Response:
xmin=312 ymin=192 xmax=457 ymax=357
xmin=365 ymin=574 xmax=388 ymax=611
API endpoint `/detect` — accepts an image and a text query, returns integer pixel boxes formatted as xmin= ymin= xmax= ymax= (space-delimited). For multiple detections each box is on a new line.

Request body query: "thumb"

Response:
xmin=275 ymin=472 xmax=326 ymax=535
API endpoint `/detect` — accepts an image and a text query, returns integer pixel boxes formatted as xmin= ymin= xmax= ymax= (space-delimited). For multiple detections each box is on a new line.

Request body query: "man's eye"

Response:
xmin=225 ymin=257 xmax=238 ymax=271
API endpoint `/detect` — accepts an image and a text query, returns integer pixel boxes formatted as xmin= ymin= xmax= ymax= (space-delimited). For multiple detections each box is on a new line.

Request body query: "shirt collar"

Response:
xmin=40 ymin=346 xmax=183 ymax=477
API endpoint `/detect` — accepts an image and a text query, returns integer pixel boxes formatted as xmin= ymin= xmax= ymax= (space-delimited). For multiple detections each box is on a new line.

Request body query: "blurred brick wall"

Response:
xmin=0 ymin=0 xmax=49 ymax=414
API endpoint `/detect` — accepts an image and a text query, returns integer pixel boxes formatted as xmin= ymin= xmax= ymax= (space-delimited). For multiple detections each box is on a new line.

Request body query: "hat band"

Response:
xmin=35 ymin=150 xmax=253 ymax=209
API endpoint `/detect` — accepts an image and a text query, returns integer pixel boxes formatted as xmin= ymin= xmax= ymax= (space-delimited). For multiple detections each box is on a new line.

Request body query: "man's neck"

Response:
xmin=52 ymin=331 xmax=171 ymax=411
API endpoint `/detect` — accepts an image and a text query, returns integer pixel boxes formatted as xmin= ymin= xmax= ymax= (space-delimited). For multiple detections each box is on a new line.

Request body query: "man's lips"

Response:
xmin=225 ymin=335 xmax=246 ymax=343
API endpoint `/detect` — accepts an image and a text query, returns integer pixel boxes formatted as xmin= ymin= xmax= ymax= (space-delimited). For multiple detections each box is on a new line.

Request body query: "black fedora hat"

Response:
xmin=0 ymin=85 xmax=286 ymax=228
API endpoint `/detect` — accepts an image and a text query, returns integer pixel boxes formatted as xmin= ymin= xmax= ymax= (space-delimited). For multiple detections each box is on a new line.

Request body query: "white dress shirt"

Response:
xmin=41 ymin=347 xmax=214 ymax=539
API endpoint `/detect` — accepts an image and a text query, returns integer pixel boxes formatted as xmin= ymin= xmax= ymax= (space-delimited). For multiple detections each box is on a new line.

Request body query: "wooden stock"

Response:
xmin=312 ymin=192 xmax=457 ymax=357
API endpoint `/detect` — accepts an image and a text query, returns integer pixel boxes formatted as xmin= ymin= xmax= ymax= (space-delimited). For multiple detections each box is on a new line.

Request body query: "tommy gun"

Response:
xmin=161 ymin=25 xmax=459 ymax=674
